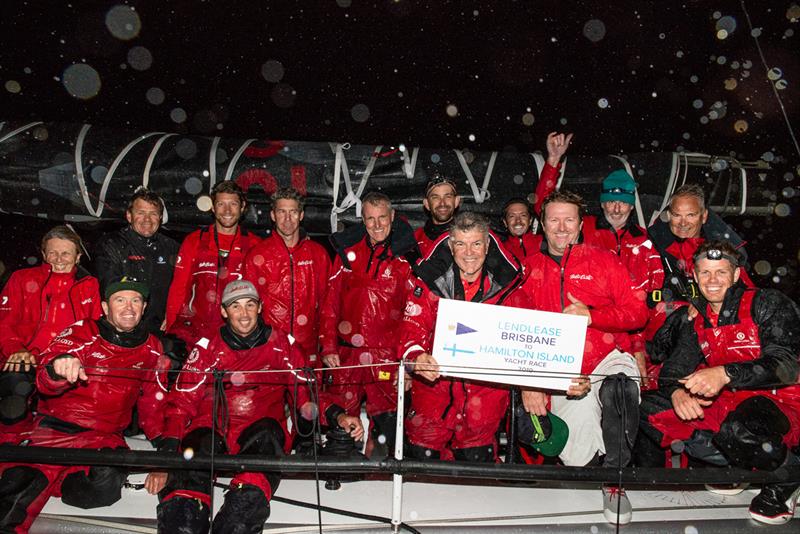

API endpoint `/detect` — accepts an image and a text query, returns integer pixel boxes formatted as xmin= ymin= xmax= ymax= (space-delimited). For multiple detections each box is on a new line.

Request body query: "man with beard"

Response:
xmin=243 ymin=187 xmax=331 ymax=366
xmin=400 ymin=211 xmax=522 ymax=462
xmin=638 ymin=240 xmax=800 ymax=525
xmin=94 ymin=188 xmax=179 ymax=335
xmin=415 ymin=174 xmax=461 ymax=256
xmin=500 ymin=198 xmax=539 ymax=260
xmin=148 ymin=280 xmax=363 ymax=533
xmin=0 ymin=277 xmax=170 ymax=533
xmin=320 ymin=192 xmax=418 ymax=453
xmin=166 ymin=181 xmax=260 ymax=346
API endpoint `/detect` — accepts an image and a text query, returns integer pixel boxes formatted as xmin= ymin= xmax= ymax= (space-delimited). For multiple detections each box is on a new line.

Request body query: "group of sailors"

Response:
xmin=0 ymin=132 xmax=797 ymax=532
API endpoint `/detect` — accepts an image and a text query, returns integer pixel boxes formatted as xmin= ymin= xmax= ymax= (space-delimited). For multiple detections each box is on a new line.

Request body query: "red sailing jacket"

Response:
xmin=501 ymin=232 xmax=542 ymax=262
xmin=653 ymin=285 xmax=800 ymax=445
xmin=166 ymin=225 xmax=260 ymax=343
xmin=534 ymin=162 xmax=660 ymax=353
xmin=414 ymin=221 xmax=450 ymax=257
xmin=35 ymin=319 xmax=170 ymax=438
xmin=243 ymin=232 xmax=331 ymax=363
xmin=162 ymin=323 xmax=336 ymax=451
xmin=512 ymin=242 xmax=649 ymax=374
xmin=319 ymin=223 xmax=416 ymax=357
xmin=0 ymin=264 xmax=101 ymax=358
xmin=399 ymin=231 xmax=523 ymax=362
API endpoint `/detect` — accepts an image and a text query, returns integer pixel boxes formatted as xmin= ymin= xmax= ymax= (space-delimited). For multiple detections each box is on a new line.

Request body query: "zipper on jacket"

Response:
xmin=289 ymin=250 xmax=295 ymax=336
xmin=560 ymin=244 xmax=574 ymax=311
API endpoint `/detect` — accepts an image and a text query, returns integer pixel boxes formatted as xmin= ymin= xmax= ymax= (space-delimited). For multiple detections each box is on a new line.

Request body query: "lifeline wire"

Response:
xmin=740 ymin=0 xmax=800 ymax=159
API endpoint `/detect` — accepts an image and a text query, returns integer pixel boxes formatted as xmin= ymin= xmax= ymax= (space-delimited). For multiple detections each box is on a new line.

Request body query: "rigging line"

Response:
xmin=739 ymin=0 xmax=800 ymax=159
xmin=306 ymin=368 xmax=324 ymax=534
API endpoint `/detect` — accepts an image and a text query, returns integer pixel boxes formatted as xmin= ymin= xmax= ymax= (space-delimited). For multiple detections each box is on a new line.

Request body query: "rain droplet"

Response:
xmin=336 ymin=0 xmax=352 ymax=7
xmin=230 ymin=372 xmax=245 ymax=386
xmin=583 ymin=19 xmax=606 ymax=42
xmin=297 ymin=314 xmax=308 ymax=326
xmin=468 ymin=134 xmax=476 ymax=142
xmin=90 ymin=166 xmax=108 ymax=184
xmin=775 ymin=79 xmax=788 ymax=90
xmin=775 ymin=203 xmax=791 ymax=217
xmin=762 ymin=151 xmax=775 ymax=162
xmin=446 ymin=104 xmax=458 ymax=117
xmin=175 ymin=138 xmax=197 ymax=159
xmin=513 ymin=174 xmax=524 ymax=185
xmin=768 ymin=67 xmax=783 ymax=81
xmin=692 ymin=99 xmax=703 ymax=109
xmin=146 ymin=87 xmax=165 ymax=105
xmin=261 ymin=60 xmax=285 ymax=83
xmin=127 ymin=46 xmax=153 ymax=71
xmin=184 ymin=177 xmax=203 ymax=195
xmin=754 ymin=260 xmax=772 ymax=275
xmin=271 ymin=83 xmax=296 ymax=108
xmin=597 ymin=98 xmax=609 ymax=109
xmin=734 ymin=120 xmax=748 ymax=133
xmin=346 ymin=251 xmax=357 ymax=262
xmin=521 ymin=112 xmax=535 ymax=126
xmin=62 ymin=64 xmax=101 ymax=100
xmin=684 ymin=526 xmax=698 ymax=534
xmin=5 ymin=80 xmax=21 ymax=94
xmin=430 ymin=153 xmax=440 ymax=163
xmin=350 ymin=104 xmax=369 ymax=122
xmin=196 ymin=195 xmax=213 ymax=212
xmin=724 ymin=78 xmax=737 ymax=90
xmin=751 ymin=28 xmax=762 ymax=37
xmin=560 ymin=117 xmax=568 ymax=125
xmin=105 ymin=5 xmax=141 ymax=41
xmin=183 ymin=447 xmax=194 ymax=460
xmin=169 ymin=108 xmax=188 ymax=124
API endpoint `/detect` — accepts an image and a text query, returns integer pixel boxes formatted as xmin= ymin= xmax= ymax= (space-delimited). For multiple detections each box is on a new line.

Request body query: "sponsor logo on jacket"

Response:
xmin=128 ymin=255 xmax=146 ymax=261
xmin=297 ymin=260 xmax=313 ymax=267
xmin=569 ymin=274 xmax=593 ymax=281
xmin=81 ymin=297 xmax=93 ymax=305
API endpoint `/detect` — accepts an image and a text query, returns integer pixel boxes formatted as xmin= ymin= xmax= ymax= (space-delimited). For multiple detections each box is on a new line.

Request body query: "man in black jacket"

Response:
xmin=637 ymin=240 xmax=800 ymax=525
xmin=94 ymin=189 xmax=179 ymax=335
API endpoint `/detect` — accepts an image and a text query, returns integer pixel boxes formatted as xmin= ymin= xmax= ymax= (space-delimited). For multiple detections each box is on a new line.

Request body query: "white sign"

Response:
xmin=431 ymin=299 xmax=587 ymax=391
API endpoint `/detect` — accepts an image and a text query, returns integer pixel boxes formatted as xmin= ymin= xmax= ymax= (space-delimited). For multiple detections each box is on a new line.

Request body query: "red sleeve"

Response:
xmin=165 ymin=232 xmax=198 ymax=330
xmin=35 ymin=321 xmax=93 ymax=397
xmin=318 ymin=255 xmax=345 ymax=357
xmin=86 ymin=277 xmax=103 ymax=321
xmin=162 ymin=338 xmax=215 ymax=440
xmin=397 ymin=275 xmax=438 ymax=362
xmin=136 ymin=339 xmax=173 ymax=440
xmin=0 ymin=271 xmax=29 ymax=357
xmin=589 ymin=254 xmax=649 ymax=333
xmin=533 ymin=163 xmax=561 ymax=216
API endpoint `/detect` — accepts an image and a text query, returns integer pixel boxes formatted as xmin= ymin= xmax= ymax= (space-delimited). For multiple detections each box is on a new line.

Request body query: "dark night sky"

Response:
xmin=1 ymin=1 xmax=798 ymax=158
xmin=1 ymin=0 xmax=799 ymax=293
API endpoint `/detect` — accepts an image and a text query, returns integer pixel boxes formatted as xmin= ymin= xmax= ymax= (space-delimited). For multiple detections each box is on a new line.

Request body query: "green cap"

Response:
xmin=104 ymin=276 xmax=149 ymax=300
xmin=515 ymin=403 xmax=569 ymax=457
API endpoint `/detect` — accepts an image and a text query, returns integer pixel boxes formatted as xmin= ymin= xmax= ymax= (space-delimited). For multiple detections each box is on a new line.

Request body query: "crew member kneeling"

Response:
xmin=0 ymin=277 xmax=169 ymax=534
xmin=639 ymin=240 xmax=800 ymax=525
xmin=149 ymin=280 xmax=363 ymax=534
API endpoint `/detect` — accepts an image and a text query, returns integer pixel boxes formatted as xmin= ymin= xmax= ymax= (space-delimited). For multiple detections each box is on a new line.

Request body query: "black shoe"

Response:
xmin=749 ymin=483 xmax=800 ymax=525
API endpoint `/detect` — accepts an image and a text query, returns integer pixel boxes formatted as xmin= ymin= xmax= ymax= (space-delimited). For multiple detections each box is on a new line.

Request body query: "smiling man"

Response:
xmin=638 ymin=240 xmax=800 ymax=525
xmin=510 ymin=189 xmax=648 ymax=525
xmin=243 ymin=187 xmax=330 ymax=366
xmin=152 ymin=280 xmax=363 ymax=533
xmin=165 ymin=181 xmax=260 ymax=346
xmin=399 ymin=211 xmax=522 ymax=462
xmin=95 ymin=189 xmax=179 ymax=335
xmin=0 ymin=277 xmax=170 ymax=533
xmin=415 ymin=173 xmax=461 ymax=255
xmin=320 ymin=192 xmax=418 ymax=453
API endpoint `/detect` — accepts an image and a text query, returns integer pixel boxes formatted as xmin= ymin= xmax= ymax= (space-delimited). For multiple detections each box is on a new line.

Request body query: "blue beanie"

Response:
xmin=600 ymin=170 xmax=636 ymax=205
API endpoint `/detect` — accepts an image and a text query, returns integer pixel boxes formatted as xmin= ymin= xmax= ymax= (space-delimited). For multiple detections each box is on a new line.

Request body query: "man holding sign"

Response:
xmin=399 ymin=212 xmax=523 ymax=462
xmin=513 ymin=190 xmax=648 ymax=525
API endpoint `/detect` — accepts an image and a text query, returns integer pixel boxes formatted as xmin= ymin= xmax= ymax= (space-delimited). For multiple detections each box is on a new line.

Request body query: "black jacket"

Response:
xmin=656 ymin=282 xmax=800 ymax=396
xmin=93 ymin=226 xmax=180 ymax=334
